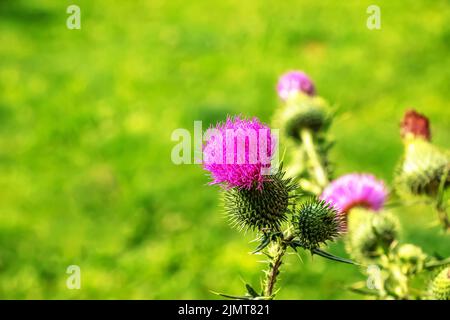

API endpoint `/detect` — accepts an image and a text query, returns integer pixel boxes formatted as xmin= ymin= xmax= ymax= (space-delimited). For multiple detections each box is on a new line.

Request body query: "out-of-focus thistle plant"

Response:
xmin=201 ymin=115 xmax=354 ymax=299
xmin=395 ymin=109 xmax=450 ymax=231
xmin=320 ymin=173 xmax=449 ymax=299
xmin=346 ymin=209 xmax=399 ymax=263
xmin=321 ymin=173 xmax=388 ymax=215
xmin=273 ymin=71 xmax=333 ymax=195
xmin=321 ymin=174 xmax=396 ymax=261
xmin=199 ymin=71 xmax=449 ymax=300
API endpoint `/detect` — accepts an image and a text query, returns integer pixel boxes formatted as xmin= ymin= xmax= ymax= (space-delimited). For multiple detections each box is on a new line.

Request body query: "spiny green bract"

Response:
xmin=346 ymin=209 xmax=399 ymax=262
xmin=274 ymin=94 xmax=330 ymax=141
xmin=292 ymin=199 xmax=344 ymax=249
xmin=223 ymin=170 xmax=298 ymax=232
xmin=430 ymin=267 xmax=450 ymax=300
xmin=395 ymin=138 xmax=449 ymax=197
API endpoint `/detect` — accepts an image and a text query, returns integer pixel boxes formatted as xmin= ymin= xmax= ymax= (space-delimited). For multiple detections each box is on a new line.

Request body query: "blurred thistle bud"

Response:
xmin=277 ymin=70 xmax=315 ymax=100
xmin=384 ymin=265 xmax=409 ymax=299
xmin=321 ymin=173 xmax=388 ymax=214
xmin=395 ymin=109 xmax=449 ymax=197
xmin=274 ymin=94 xmax=330 ymax=142
xmin=292 ymin=199 xmax=345 ymax=249
xmin=400 ymin=109 xmax=431 ymax=141
xmin=395 ymin=137 xmax=449 ymax=197
xmin=429 ymin=267 xmax=450 ymax=300
xmin=224 ymin=170 xmax=297 ymax=232
xmin=346 ymin=209 xmax=399 ymax=262
xmin=395 ymin=244 xmax=427 ymax=275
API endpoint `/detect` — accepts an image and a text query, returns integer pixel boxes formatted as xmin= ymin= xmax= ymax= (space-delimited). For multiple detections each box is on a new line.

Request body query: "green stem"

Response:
xmin=263 ymin=234 xmax=293 ymax=298
xmin=425 ymin=257 xmax=450 ymax=270
xmin=436 ymin=167 xmax=449 ymax=232
xmin=300 ymin=128 xmax=329 ymax=190
xmin=264 ymin=247 xmax=284 ymax=298
xmin=436 ymin=206 xmax=450 ymax=232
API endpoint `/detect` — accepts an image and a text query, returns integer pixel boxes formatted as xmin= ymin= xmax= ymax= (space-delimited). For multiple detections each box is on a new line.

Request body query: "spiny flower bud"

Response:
xmin=395 ymin=138 xmax=449 ymax=197
xmin=223 ymin=170 xmax=297 ymax=232
xmin=346 ymin=209 xmax=399 ymax=262
xmin=274 ymin=94 xmax=330 ymax=142
xmin=292 ymin=199 xmax=345 ymax=249
xmin=430 ymin=267 xmax=450 ymax=300
xmin=276 ymin=70 xmax=315 ymax=100
xmin=395 ymin=244 xmax=427 ymax=275
xmin=400 ymin=109 xmax=431 ymax=141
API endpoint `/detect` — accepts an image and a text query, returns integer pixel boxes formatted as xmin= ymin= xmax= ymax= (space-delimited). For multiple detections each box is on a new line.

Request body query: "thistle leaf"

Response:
xmin=348 ymin=285 xmax=379 ymax=297
xmin=424 ymin=257 xmax=450 ymax=270
xmin=245 ymin=284 xmax=259 ymax=298
xmin=209 ymin=290 xmax=252 ymax=300
xmin=251 ymin=234 xmax=272 ymax=254
xmin=311 ymin=248 xmax=358 ymax=265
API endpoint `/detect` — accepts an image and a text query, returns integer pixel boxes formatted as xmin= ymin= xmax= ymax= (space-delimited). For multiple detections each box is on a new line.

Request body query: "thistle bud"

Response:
xmin=430 ymin=267 xmax=450 ymax=300
xmin=224 ymin=170 xmax=297 ymax=232
xmin=400 ymin=109 xmax=431 ymax=141
xmin=274 ymin=94 xmax=330 ymax=142
xmin=346 ymin=209 xmax=399 ymax=262
xmin=395 ymin=244 xmax=427 ymax=275
xmin=395 ymin=138 xmax=449 ymax=196
xmin=292 ymin=199 xmax=345 ymax=249
xmin=384 ymin=265 xmax=409 ymax=299
xmin=277 ymin=71 xmax=316 ymax=100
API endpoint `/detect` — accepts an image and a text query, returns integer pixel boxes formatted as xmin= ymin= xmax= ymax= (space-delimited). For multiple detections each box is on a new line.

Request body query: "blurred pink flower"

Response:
xmin=320 ymin=173 xmax=388 ymax=213
xmin=276 ymin=70 xmax=315 ymax=100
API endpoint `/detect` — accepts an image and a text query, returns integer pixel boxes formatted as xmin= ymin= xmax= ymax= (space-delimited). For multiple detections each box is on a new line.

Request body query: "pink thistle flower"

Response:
xmin=276 ymin=70 xmax=315 ymax=100
xmin=202 ymin=116 xmax=276 ymax=190
xmin=320 ymin=173 xmax=388 ymax=214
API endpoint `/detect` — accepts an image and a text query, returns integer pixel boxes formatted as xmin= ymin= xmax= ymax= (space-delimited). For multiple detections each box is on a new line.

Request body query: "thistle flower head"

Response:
xmin=223 ymin=170 xmax=297 ymax=232
xmin=203 ymin=116 xmax=276 ymax=190
xmin=273 ymin=94 xmax=330 ymax=141
xmin=292 ymin=199 xmax=345 ymax=250
xmin=345 ymin=209 xmax=399 ymax=262
xmin=320 ymin=173 xmax=388 ymax=214
xmin=395 ymin=138 xmax=449 ymax=196
xmin=400 ymin=109 xmax=431 ymax=141
xmin=430 ymin=267 xmax=450 ymax=300
xmin=277 ymin=70 xmax=315 ymax=100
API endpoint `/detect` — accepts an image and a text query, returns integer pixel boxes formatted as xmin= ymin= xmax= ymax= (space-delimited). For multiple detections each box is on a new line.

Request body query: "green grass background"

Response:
xmin=0 ymin=0 xmax=449 ymax=299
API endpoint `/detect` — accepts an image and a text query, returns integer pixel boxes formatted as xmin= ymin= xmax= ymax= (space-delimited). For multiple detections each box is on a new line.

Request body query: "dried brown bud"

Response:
xmin=400 ymin=109 xmax=431 ymax=141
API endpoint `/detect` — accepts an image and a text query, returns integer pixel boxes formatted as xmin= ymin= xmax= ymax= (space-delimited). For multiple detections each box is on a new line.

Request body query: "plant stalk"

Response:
xmin=264 ymin=248 xmax=284 ymax=297
xmin=436 ymin=206 xmax=450 ymax=232
xmin=436 ymin=167 xmax=449 ymax=232
xmin=300 ymin=128 xmax=329 ymax=190
xmin=263 ymin=241 xmax=286 ymax=298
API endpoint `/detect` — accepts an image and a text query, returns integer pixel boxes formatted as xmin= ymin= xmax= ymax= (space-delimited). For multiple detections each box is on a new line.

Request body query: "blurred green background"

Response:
xmin=0 ymin=0 xmax=449 ymax=299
